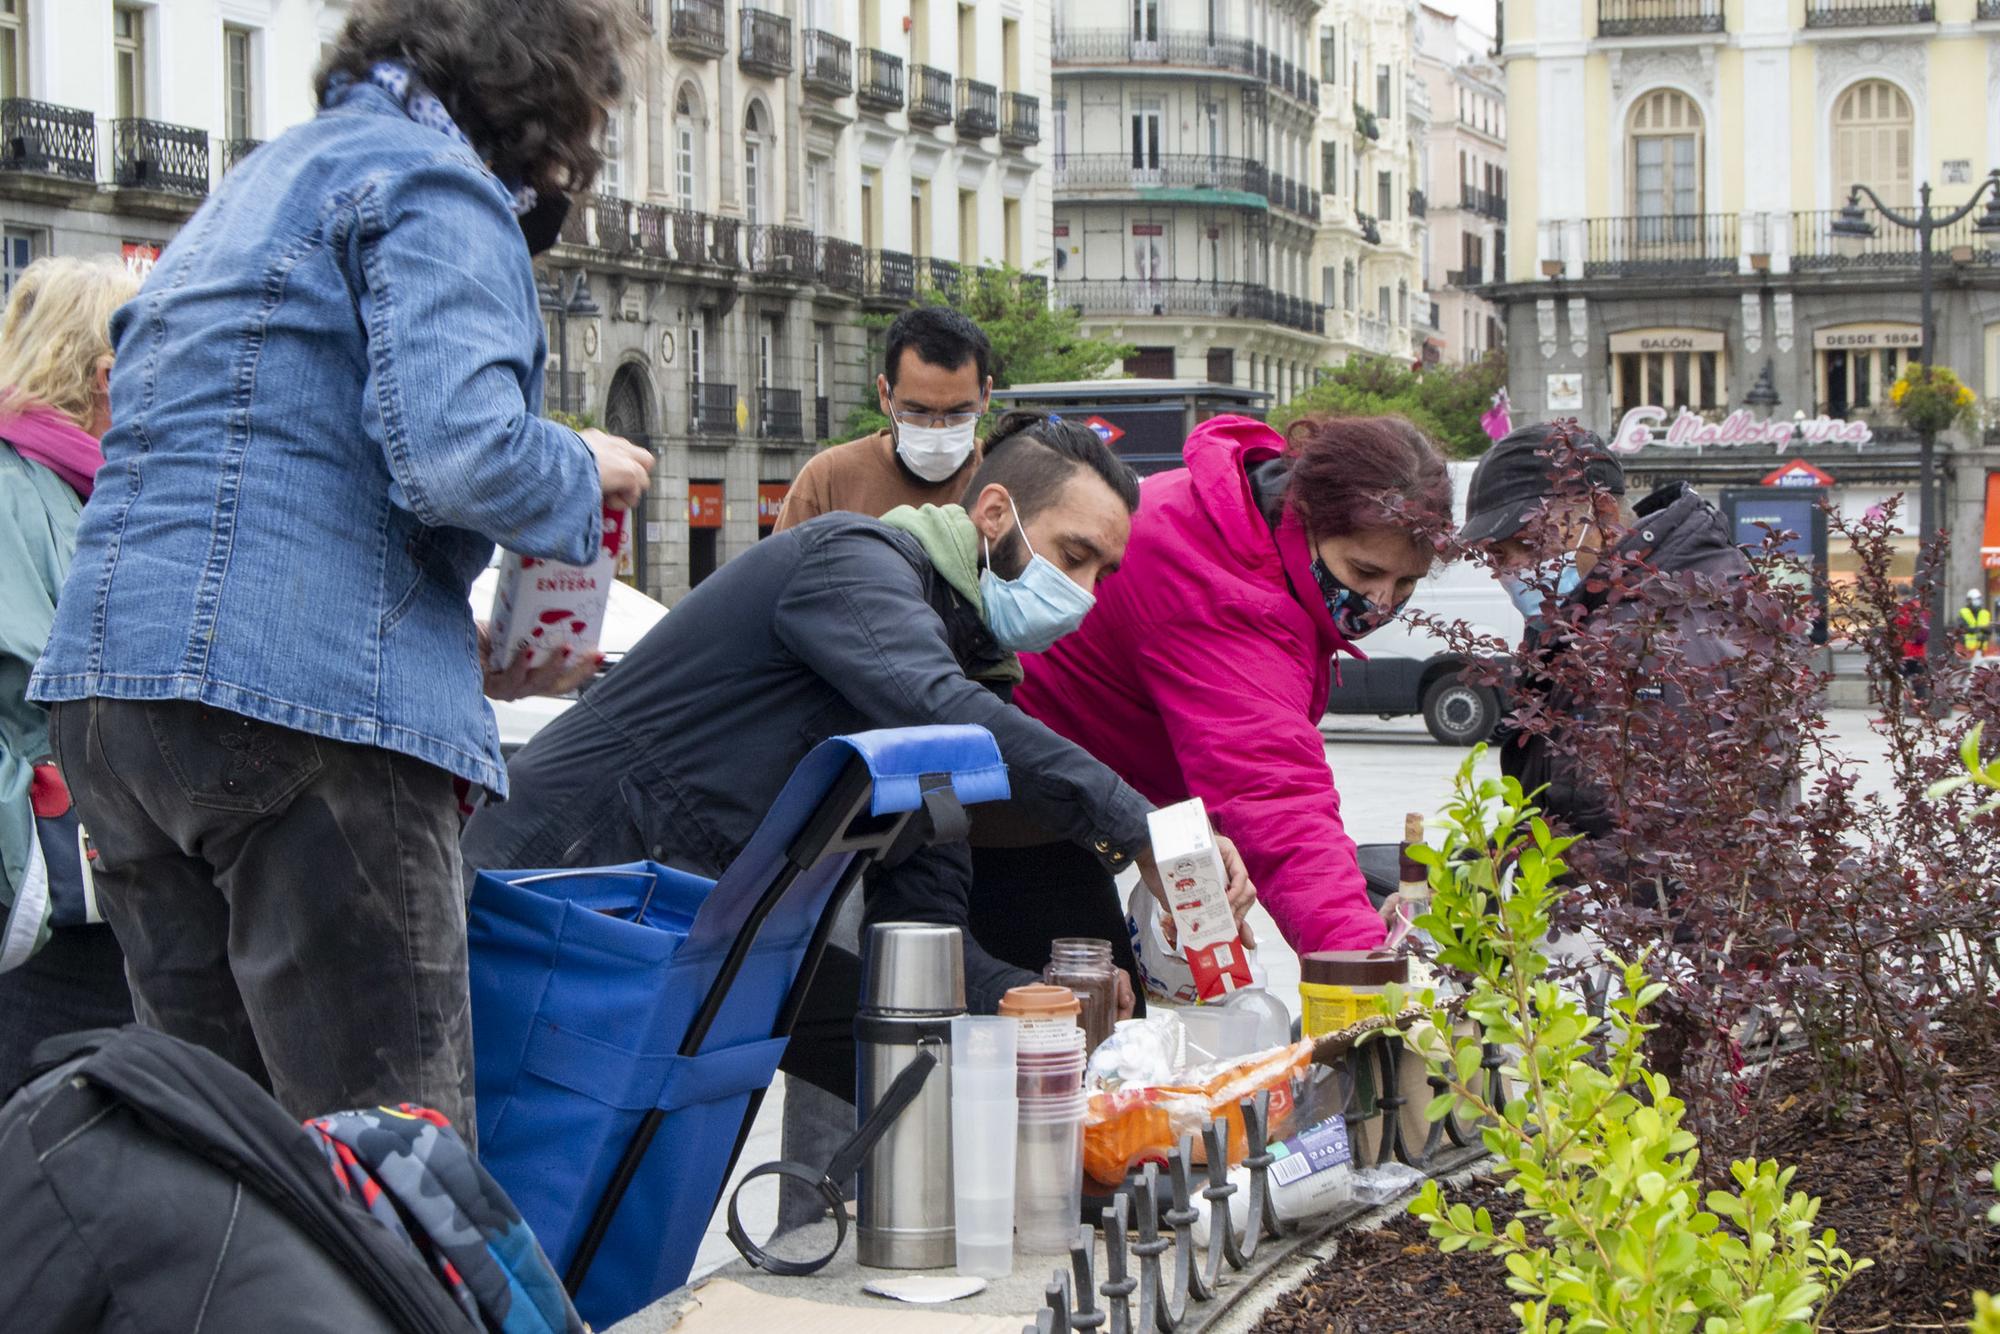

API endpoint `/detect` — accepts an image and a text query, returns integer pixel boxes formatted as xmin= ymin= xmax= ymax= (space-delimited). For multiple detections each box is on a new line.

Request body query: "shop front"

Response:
xmin=1812 ymin=322 xmax=1921 ymax=421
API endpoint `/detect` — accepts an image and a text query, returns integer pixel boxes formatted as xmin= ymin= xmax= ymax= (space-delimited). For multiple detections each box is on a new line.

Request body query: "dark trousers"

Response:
xmin=48 ymin=699 xmax=474 ymax=1135
xmin=0 ymin=924 xmax=133 ymax=1092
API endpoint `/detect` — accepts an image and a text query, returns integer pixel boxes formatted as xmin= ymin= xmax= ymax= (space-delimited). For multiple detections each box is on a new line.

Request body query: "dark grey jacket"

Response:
xmin=1498 ymin=482 xmax=1756 ymax=844
xmin=460 ymin=513 xmax=1154 ymax=1012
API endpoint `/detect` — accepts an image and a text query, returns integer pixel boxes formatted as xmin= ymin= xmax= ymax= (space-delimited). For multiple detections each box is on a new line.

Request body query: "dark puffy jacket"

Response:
xmin=460 ymin=513 xmax=1153 ymax=1013
xmin=1498 ymin=482 xmax=1756 ymax=844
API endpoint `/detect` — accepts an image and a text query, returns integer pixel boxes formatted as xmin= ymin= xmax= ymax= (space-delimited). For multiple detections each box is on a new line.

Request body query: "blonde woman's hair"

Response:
xmin=0 ymin=256 xmax=140 ymax=429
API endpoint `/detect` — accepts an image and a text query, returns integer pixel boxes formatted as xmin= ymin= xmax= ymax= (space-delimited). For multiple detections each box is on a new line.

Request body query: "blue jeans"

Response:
xmin=48 ymin=699 xmax=473 ymax=1136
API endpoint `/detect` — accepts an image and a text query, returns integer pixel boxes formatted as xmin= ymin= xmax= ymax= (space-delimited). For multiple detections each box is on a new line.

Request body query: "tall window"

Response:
xmin=674 ymin=88 xmax=699 ymax=207
xmin=601 ymin=106 xmax=626 ymax=198
xmin=2 ymin=225 xmax=41 ymax=297
xmin=1378 ymin=170 xmax=1393 ymax=221
xmin=1132 ymin=0 xmax=1158 ymax=42
xmin=957 ymin=189 xmax=976 ymax=263
xmin=742 ymin=102 xmax=768 ymax=223
xmin=1628 ymin=88 xmax=1702 ymax=237
xmin=1 ymin=0 xmax=26 ymax=102
xmin=805 ymin=156 xmax=826 ymax=234
xmin=1003 ymin=196 xmax=1021 ymax=267
xmin=114 ymin=6 xmax=145 ymax=119
xmin=1130 ymin=100 xmax=1162 ymax=173
xmin=1834 ymin=80 xmax=1913 ymax=211
xmin=1375 ymin=65 xmax=1391 ymax=118
xmin=1320 ymin=30 xmax=1335 ymax=82
xmin=647 ymin=57 xmax=666 ymax=194
xmin=1342 ymin=259 xmax=1355 ymax=308
xmin=224 ymin=27 xmax=253 ymax=142
xmin=1052 ymin=96 xmax=1068 ymax=162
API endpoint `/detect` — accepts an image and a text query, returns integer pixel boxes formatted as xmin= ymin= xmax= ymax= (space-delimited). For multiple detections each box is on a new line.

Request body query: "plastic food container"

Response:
xmin=1298 ymin=951 xmax=1408 ymax=1038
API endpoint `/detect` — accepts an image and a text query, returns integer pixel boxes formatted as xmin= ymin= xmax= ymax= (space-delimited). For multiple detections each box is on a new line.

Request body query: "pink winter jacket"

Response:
xmin=1015 ymin=415 xmax=1387 ymax=955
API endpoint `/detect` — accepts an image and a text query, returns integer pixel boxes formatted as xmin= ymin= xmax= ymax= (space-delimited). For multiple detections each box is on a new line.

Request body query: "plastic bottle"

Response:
xmin=1189 ymin=1112 xmax=1355 ymax=1243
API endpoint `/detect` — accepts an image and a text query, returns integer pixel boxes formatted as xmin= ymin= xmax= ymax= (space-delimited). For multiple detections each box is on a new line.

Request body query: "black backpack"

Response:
xmin=0 ymin=1027 xmax=477 ymax=1334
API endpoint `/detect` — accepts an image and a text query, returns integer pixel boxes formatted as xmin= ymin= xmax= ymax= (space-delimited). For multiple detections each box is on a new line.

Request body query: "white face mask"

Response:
xmin=894 ymin=419 xmax=978 ymax=483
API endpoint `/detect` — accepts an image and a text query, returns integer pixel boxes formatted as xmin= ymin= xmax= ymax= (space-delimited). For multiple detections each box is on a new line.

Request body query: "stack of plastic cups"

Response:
xmin=999 ymin=984 xmax=1087 ymax=1255
xmin=949 ymin=1015 xmax=1019 ymax=1278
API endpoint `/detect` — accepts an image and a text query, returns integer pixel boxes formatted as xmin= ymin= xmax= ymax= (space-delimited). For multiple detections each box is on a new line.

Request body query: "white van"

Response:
xmin=1323 ymin=460 xmax=1524 ymax=745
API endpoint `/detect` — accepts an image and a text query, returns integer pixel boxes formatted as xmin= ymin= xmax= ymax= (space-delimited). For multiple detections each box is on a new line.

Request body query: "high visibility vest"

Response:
xmin=1961 ymin=605 xmax=1991 ymax=650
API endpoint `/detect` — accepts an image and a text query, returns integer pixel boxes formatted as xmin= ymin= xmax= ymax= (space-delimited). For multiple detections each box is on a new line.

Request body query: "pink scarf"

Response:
xmin=0 ymin=397 xmax=104 ymax=498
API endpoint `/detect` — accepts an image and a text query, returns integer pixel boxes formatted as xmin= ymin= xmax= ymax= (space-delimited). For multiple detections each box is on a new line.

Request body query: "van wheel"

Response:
xmin=1422 ymin=673 xmax=1498 ymax=747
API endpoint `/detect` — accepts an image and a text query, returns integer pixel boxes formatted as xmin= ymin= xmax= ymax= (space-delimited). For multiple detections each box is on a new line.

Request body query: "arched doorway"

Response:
xmin=604 ymin=362 xmax=654 ymax=595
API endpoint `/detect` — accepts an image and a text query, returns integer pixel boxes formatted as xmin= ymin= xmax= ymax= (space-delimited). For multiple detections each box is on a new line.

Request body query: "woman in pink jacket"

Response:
xmin=968 ymin=412 xmax=1451 ymax=989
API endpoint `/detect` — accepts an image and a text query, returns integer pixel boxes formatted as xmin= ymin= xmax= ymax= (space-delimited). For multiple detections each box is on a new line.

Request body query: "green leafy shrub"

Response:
xmin=1396 ymin=749 xmax=1869 ymax=1333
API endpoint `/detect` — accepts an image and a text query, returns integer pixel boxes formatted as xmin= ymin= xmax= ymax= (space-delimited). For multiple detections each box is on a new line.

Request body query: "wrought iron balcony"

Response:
xmin=668 ymin=0 xmax=726 ymax=59
xmin=802 ymin=29 xmax=852 ymax=99
xmin=1805 ymin=0 xmax=1934 ymax=23
xmin=1409 ymin=188 xmax=1427 ymax=218
xmin=691 ymin=379 xmax=737 ymax=434
xmin=590 ymin=194 xmax=633 ymax=255
xmin=1597 ymin=0 xmax=1725 ymax=36
xmin=1001 ymin=93 xmax=1040 ymax=148
xmin=815 ymin=395 xmax=831 ymax=440
xmin=222 ymin=138 xmax=263 ymax=173
xmin=1583 ymin=213 xmax=1738 ymax=276
xmin=747 ymin=223 xmax=815 ymax=279
xmin=857 ymin=48 xmax=903 ymax=113
xmin=632 ymin=201 xmax=668 ymax=257
xmin=1051 ymin=29 xmax=1259 ymax=78
xmin=1446 ymin=266 xmax=1484 ymax=286
xmin=1053 ymin=153 xmax=1268 ymax=198
xmin=0 ymin=99 xmax=97 ymax=184
xmin=739 ymin=6 xmax=793 ymax=77
xmin=663 ymin=207 xmax=710 ymax=263
xmin=817 ymin=236 xmax=865 ymax=294
xmin=1462 ymin=186 xmax=1508 ymax=220
xmin=758 ymin=387 xmax=804 ymax=439
xmin=708 ymin=215 xmax=742 ymax=267
xmin=1061 ymin=279 xmax=1326 ymax=332
xmin=909 ymin=64 xmax=953 ymax=127
xmin=957 ymin=79 xmax=998 ymax=138
xmin=923 ymin=257 xmax=962 ymax=299
xmin=110 ymin=119 xmax=209 ymax=196
xmin=866 ymin=248 xmax=916 ymax=303
xmin=1791 ymin=206 xmax=2000 ymax=271
xmin=1983 ymin=0 xmax=2000 ymax=16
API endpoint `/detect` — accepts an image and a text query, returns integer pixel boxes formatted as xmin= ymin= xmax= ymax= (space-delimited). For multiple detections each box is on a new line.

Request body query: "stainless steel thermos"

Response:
xmin=854 ymin=922 xmax=966 ymax=1268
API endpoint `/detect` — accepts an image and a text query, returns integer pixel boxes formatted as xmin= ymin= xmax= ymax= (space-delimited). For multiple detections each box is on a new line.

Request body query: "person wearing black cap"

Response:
xmin=1461 ymin=421 xmax=1752 ymax=848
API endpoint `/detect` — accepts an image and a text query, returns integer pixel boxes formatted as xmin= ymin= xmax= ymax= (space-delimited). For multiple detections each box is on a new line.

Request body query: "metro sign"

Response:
xmin=1761 ymin=458 xmax=1836 ymax=489
xmin=1080 ymin=415 xmax=1125 ymax=446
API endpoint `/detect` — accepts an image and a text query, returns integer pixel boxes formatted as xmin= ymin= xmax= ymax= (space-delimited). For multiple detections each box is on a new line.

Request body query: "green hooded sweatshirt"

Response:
xmin=878 ymin=503 xmax=1023 ymax=684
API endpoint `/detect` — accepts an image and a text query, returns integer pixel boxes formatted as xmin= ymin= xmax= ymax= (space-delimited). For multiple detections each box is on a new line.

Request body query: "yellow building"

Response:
xmin=1495 ymin=0 xmax=2000 ymax=596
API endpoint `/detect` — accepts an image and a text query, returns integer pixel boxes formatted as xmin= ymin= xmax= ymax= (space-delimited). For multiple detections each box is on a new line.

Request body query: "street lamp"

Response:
xmin=1828 ymin=169 xmax=2000 ymax=669
xmin=538 ymin=270 xmax=600 ymax=417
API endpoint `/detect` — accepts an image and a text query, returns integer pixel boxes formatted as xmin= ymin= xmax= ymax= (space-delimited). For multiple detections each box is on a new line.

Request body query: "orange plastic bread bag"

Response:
xmin=1082 ymin=1040 xmax=1313 ymax=1188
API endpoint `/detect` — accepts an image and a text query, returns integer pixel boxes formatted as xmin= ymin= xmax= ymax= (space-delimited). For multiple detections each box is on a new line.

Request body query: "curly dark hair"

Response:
xmin=316 ymin=0 xmax=643 ymax=195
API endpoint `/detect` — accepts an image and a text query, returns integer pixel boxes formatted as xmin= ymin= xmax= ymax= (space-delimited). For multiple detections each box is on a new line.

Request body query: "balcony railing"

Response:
xmin=923 ymin=257 xmax=962 ymax=299
xmin=1804 ymin=0 xmax=1934 ymax=23
xmin=1583 ymin=213 xmax=1738 ymax=276
xmin=739 ymin=6 xmax=793 ymax=76
xmin=0 ymin=99 xmax=97 ymax=183
xmin=1054 ymin=153 xmax=1267 ymax=198
xmin=817 ymin=236 xmax=865 ymax=294
xmin=1446 ymin=266 xmax=1484 ymax=286
xmin=802 ymin=29 xmax=853 ymax=98
xmin=1409 ymin=188 xmax=1427 ymax=218
xmin=709 ymin=214 xmax=741 ymax=267
xmin=857 ymin=48 xmax=903 ymax=112
xmin=815 ymin=395 xmax=831 ymax=440
xmin=1001 ymin=92 xmax=1040 ymax=148
xmin=110 ymin=118 xmax=209 ymax=196
xmin=758 ymin=387 xmax=804 ymax=439
xmin=956 ymin=79 xmax=999 ymax=138
xmin=668 ymin=0 xmax=726 ymax=59
xmin=747 ymin=223 xmax=816 ymax=279
xmin=671 ymin=207 xmax=710 ymax=264
xmin=1983 ymin=0 xmax=2000 ymax=16
xmin=1791 ymin=206 xmax=2000 ymax=271
xmin=590 ymin=194 xmax=633 ymax=255
xmin=867 ymin=248 xmax=916 ymax=302
xmin=1597 ymin=0 xmax=1726 ymax=36
xmin=1052 ymin=29 xmax=1260 ymax=79
xmin=1357 ymin=314 xmax=1394 ymax=354
xmin=909 ymin=64 xmax=953 ymax=126
xmin=222 ymin=138 xmax=263 ymax=173
xmin=1462 ymin=186 xmax=1507 ymax=220
xmin=691 ymin=379 xmax=737 ymax=435
xmin=1060 ymin=279 xmax=1321 ymax=331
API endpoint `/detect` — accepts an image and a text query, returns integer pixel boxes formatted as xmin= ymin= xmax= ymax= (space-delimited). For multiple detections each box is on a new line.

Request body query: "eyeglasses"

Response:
xmin=890 ymin=399 xmax=981 ymax=430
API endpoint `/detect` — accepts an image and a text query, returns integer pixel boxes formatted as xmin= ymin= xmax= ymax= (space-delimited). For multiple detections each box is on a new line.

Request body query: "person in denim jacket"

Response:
xmin=29 ymin=0 xmax=653 ymax=1136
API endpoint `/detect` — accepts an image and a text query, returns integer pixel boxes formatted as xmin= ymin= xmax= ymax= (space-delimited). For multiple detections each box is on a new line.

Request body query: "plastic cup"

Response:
xmin=952 ymin=1014 xmax=1019 ymax=1071
xmin=1013 ymin=1111 xmax=1085 ymax=1254
xmin=952 ymin=1092 xmax=1018 ymax=1278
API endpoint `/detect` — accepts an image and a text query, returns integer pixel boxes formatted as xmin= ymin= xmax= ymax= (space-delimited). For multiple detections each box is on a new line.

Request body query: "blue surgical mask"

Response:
xmin=1501 ymin=552 xmax=1583 ymax=619
xmin=979 ymin=497 xmax=1096 ymax=653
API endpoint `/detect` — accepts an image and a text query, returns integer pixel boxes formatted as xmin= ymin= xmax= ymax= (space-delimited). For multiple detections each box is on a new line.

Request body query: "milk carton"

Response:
xmin=486 ymin=506 xmax=628 ymax=672
xmin=1144 ymin=798 xmax=1252 ymax=1000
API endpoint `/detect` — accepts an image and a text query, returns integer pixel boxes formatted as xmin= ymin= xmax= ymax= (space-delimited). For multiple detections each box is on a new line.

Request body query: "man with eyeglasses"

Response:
xmin=773 ymin=306 xmax=992 ymax=531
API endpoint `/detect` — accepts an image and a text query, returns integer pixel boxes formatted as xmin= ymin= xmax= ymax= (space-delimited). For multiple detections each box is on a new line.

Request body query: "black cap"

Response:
xmin=1459 ymin=422 xmax=1625 ymax=546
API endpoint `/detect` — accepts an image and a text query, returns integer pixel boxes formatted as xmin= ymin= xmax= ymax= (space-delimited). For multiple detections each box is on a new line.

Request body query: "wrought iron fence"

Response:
xmin=817 ymin=236 xmax=865 ymax=294
xmin=691 ymin=379 xmax=737 ymax=434
xmin=802 ymin=29 xmax=852 ymax=98
xmin=909 ymin=64 xmax=953 ymax=125
xmin=110 ymin=118 xmax=208 ymax=196
xmin=956 ymin=78 xmax=998 ymax=138
xmin=747 ymin=223 xmax=816 ymax=278
xmin=667 ymin=0 xmax=726 ymax=58
xmin=867 ymin=248 xmax=916 ymax=302
xmin=222 ymin=138 xmax=263 ymax=173
xmin=757 ymin=387 xmax=803 ymax=438
xmin=1063 ymin=278 xmax=1314 ymax=325
xmin=0 ymin=99 xmax=96 ymax=182
xmin=1446 ymin=266 xmax=1484 ymax=286
xmin=1804 ymin=0 xmax=1934 ymax=23
xmin=857 ymin=48 xmax=903 ymax=112
xmin=708 ymin=214 xmax=740 ymax=268
xmin=1462 ymin=186 xmax=1507 ymax=220
xmin=590 ymin=195 xmax=633 ymax=255
xmin=1051 ymin=29 xmax=1259 ymax=78
xmin=738 ymin=5 xmax=793 ymax=76
xmin=670 ymin=207 xmax=707 ymax=263
xmin=1583 ymin=213 xmax=1738 ymax=276
xmin=1597 ymin=0 xmax=1726 ymax=35
xmin=1052 ymin=153 xmax=1266 ymax=195
xmin=924 ymin=257 xmax=962 ymax=299
xmin=1791 ymin=205 xmax=2000 ymax=271
xmin=1000 ymin=92 xmax=1040 ymax=147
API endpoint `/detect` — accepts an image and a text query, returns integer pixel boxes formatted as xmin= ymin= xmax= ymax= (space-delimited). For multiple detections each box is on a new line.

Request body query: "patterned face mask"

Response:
xmin=1310 ymin=555 xmax=1405 ymax=640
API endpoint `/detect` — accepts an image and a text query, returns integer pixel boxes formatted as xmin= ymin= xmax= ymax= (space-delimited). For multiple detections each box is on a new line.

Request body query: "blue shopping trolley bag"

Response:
xmin=468 ymin=726 xmax=1008 ymax=1328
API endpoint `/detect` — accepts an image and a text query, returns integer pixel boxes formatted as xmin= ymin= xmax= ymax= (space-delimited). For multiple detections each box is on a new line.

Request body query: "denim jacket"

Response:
xmin=31 ymin=84 xmax=602 ymax=792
